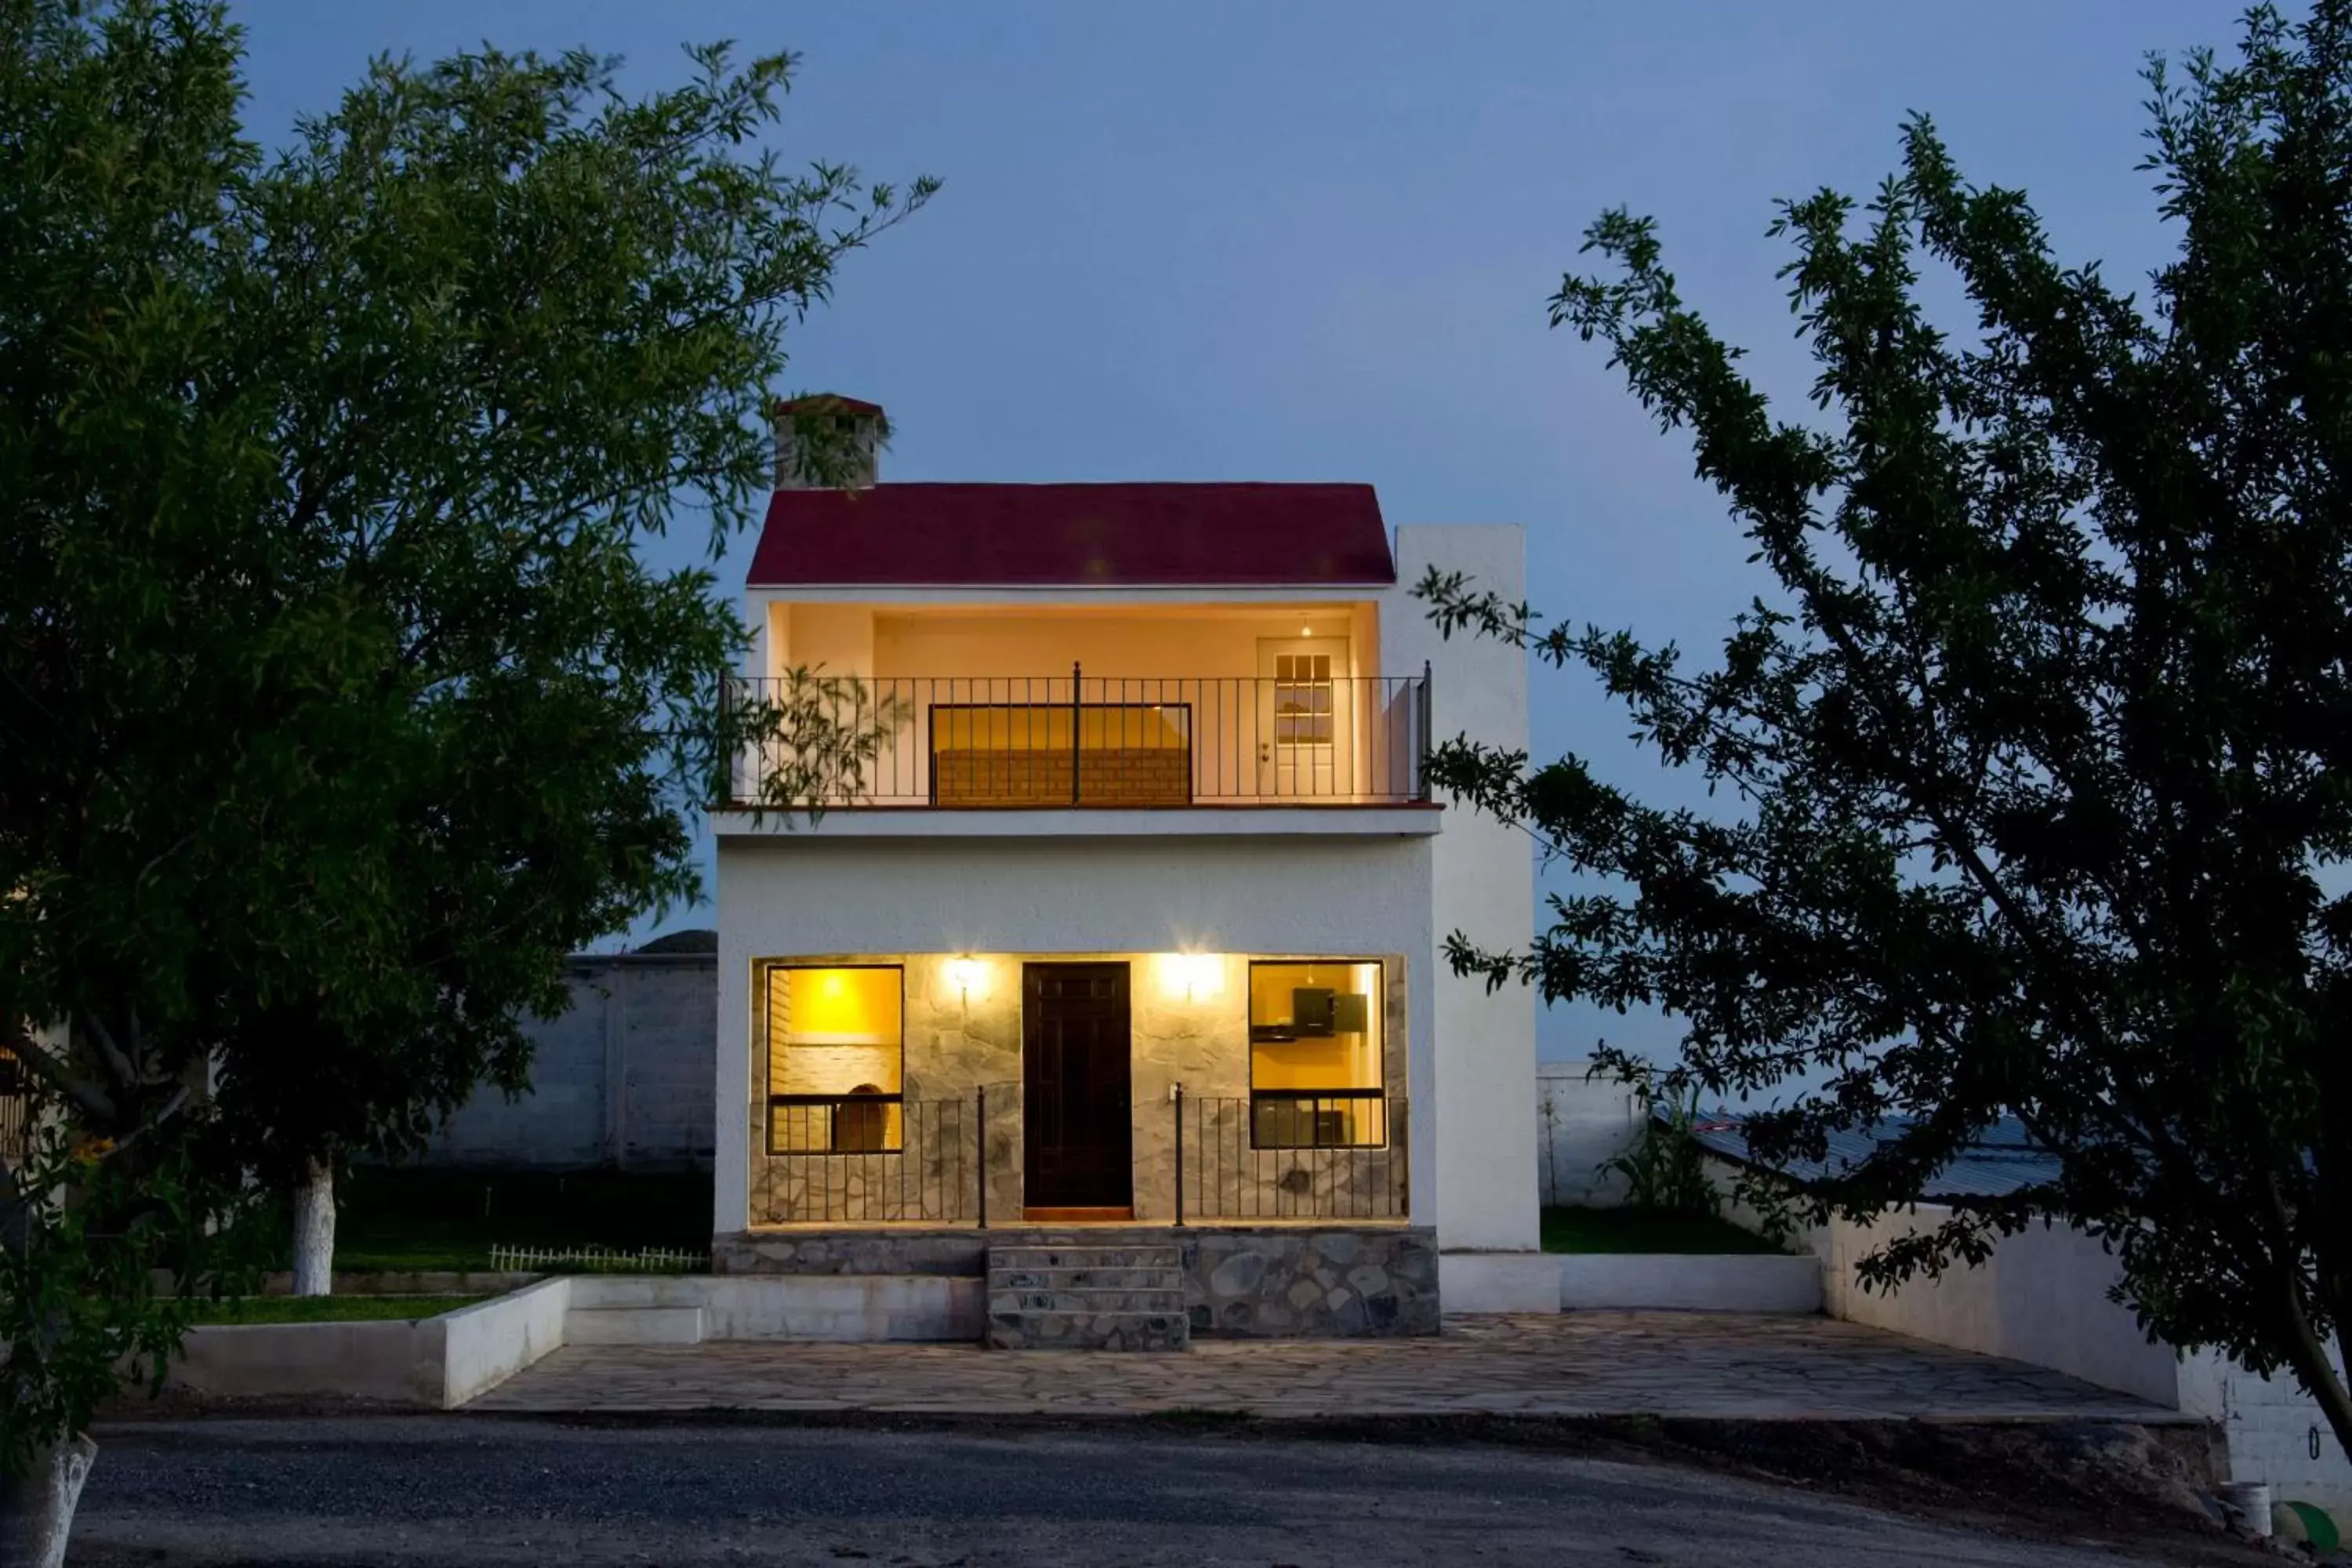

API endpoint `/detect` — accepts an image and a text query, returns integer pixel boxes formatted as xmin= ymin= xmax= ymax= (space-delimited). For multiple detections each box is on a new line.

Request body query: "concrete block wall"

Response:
xmin=2178 ymin=1345 xmax=2352 ymax=1518
xmin=420 ymin=954 xmax=716 ymax=1171
xmin=1535 ymin=1061 xmax=1644 ymax=1207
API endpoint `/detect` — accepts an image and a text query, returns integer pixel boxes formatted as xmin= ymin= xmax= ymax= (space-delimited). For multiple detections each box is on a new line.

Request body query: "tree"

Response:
xmin=0 ymin=0 xmax=927 ymax=1550
xmin=1421 ymin=1 xmax=2352 ymax=1455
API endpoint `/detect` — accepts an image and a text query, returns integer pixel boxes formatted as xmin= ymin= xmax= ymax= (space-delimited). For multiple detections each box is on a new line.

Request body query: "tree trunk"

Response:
xmin=289 ymin=1156 xmax=334 ymax=1298
xmin=0 ymin=1432 xmax=96 ymax=1568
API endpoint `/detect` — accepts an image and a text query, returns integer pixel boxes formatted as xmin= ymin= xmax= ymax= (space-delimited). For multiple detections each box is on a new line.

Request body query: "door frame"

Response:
xmin=1019 ymin=960 xmax=1136 ymax=1219
xmin=1254 ymin=635 xmax=1352 ymax=799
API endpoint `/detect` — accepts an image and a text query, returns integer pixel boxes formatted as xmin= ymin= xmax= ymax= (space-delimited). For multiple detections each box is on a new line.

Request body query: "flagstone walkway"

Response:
xmin=464 ymin=1312 xmax=2186 ymax=1422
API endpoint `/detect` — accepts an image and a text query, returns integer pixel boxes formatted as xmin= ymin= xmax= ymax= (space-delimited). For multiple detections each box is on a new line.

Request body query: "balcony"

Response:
xmin=757 ymin=1085 xmax=1410 ymax=1225
xmin=721 ymin=668 xmax=1432 ymax=811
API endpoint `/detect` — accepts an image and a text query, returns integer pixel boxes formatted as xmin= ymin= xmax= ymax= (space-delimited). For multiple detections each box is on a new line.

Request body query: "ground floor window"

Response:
xmin=1247 ymin=960 xmax=1386 ymax=1148
xmin=763 ymin=963 xmax=904 ymax=1154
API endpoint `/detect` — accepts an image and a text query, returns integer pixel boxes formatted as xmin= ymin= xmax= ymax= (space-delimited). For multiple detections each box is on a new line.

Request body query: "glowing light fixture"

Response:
xmin=1159 ymin=952 xmax=1222 ymax=1003
xmin=946 ymin=955 xmax=986 ymax=1004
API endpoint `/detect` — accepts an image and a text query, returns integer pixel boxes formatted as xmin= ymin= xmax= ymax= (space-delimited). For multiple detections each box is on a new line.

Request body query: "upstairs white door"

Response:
xmin=1256 ymin=637 xmax=1350 ymax=799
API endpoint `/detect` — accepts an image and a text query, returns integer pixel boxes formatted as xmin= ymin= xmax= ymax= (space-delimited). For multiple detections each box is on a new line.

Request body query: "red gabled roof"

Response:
xmin=771 ymin=392 xmax=886 ymax=419
xmin=746 ymin=482 xmax=1396 ymax=588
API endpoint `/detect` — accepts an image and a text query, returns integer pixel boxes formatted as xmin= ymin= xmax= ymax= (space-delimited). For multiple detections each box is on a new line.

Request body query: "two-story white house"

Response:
xmin=708 ymin=396 xmax=1547 ymax=1346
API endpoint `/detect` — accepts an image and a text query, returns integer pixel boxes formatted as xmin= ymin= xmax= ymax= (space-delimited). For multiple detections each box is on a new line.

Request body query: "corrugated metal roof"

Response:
xmin=1685 ymin=1112 xmax=2062 ymax=1200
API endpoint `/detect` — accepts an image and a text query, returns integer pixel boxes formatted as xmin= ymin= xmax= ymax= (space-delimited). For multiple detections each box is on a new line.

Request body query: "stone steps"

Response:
xmin=989 ymin=1266 xmax=1183 ymax=1292
xmin=984 ymin=1243 xmax=1189 ymax=1352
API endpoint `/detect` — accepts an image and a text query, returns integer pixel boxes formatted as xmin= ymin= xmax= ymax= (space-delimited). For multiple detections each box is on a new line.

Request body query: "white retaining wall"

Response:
xmin=1799 ymin=1199 xmax=2180 ymax=1405
xmin=568 ymin=1274 xmax=985 ymax=1342
xmin=170 ymin=1281 xmax=573 ymax=1407
xmin=1537 ymin=1072 xmax=2352 ymax=1512
xmin=441 ymin=1278 xmax=571 ymax=1404
xmin=172 ymin=1318 xmax=441 ymax=1404
xmin=422 ymin=954 xmax=715 ymax=1171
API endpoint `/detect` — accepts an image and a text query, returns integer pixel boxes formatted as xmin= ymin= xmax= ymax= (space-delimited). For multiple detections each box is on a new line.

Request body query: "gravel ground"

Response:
xmin=67 ymin=1414 xmax=2262 ymax=1567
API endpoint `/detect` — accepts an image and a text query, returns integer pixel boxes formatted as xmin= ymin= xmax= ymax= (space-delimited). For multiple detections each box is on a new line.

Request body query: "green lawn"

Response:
xmin=325 ymin=1168 xmax=712 ymax=1272
xmin=188 ymin=1294 xmax=488 ymax=1325
xmin=1540 ymin=1205 xmax=1791 ymax=1256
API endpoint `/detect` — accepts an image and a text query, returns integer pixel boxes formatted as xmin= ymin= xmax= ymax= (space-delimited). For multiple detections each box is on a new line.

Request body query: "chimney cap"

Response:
xmin=771 ymin=392 xmax=885 ymax=419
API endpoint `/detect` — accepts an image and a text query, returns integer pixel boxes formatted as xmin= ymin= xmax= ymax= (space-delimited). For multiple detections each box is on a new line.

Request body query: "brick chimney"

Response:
xmin=772 ymin=393 xmax=884 ymax=490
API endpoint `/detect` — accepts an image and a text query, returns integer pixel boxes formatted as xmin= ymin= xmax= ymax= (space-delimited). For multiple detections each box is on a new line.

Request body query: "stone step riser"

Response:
xmin=985 ymin=1311 xmax=1189 ymax=1352
xmin=985 ymin=1248 xmax=1181 ymax=1272
xmin=989 ymin=1290 xmax=1185 ymax=1315
xmin=987 ymin=1269 xmax=1184 ymax=1292
xmin=983 ymin=1243 xmax=1193 ymax=1350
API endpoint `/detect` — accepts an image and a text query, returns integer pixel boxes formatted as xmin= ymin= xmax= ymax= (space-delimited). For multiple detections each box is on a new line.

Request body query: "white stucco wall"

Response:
xmin=1385 ymin=524 xmax=1538 ymax=1253
xmin=712 ymin=832 xmax=1438 ymax=1238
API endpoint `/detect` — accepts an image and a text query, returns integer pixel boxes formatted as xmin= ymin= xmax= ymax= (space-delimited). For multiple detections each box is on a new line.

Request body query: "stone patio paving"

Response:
xmin=464 ymin=1312 xmax=2187 ymax=1422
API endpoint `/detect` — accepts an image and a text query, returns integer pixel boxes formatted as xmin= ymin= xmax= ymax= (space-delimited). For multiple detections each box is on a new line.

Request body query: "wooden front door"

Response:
xmin=1022 ymin=962 xmax=1134 ymax=1214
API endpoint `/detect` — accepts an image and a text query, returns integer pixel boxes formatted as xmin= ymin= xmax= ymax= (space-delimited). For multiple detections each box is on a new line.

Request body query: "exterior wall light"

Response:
xmin=1159 ymin=953 xmax=1222 ymax=1004
xmin=946 ymin=955 xmax=986 ymax=1006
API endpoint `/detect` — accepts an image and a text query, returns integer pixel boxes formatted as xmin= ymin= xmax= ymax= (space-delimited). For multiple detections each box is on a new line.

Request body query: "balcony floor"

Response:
xmin=711 ymin=803 xmax=1443 ymax=839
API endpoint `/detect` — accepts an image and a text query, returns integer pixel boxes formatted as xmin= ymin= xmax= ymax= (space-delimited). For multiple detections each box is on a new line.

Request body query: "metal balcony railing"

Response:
xmin=761 ymin=1094 xmax=975 ymax=1225
xmin=1173 ymin=1087 xmax=1410 ymax=1222
xmin=722 ymin=667 xmax=1432 ymax=809
xmin=752 ymin=1084 xmax=1412 ymax=1227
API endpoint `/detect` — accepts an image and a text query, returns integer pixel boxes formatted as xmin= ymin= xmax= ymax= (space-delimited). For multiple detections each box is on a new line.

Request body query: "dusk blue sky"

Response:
xmin=231 ymin=1 xmax=2249 ymax=1062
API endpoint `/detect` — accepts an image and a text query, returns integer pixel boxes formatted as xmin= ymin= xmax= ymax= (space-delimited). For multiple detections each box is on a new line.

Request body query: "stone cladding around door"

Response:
xmin=712 ymin=1225 xmax=1439 ymax=1338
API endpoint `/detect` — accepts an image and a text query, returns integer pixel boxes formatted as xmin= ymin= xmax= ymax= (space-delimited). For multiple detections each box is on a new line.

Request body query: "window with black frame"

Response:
xmin=764 ymin=964 xmax=905 ymax=1154
xmin=1246 ymin=960 xmax=1385 ymax=1148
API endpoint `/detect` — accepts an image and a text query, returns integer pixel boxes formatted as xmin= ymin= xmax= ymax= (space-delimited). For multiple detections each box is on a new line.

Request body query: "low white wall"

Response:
xmin=172 ymin=1318 xmax=439 ymax=1404
xmin=1557 ymin=1254 xmax=1822 ymax=1314
xmin=440 ymin=1277 xmax=571 ymax=1406
xmin=1798 ymin=1201 xmax=2180 ymax=1406
xmin=1439 ymin=1251 xmax=1563 ymax=1314
xmin=569 ymin=1273 xmax=983 ymax=1342
xmin=1535 ymin=1062 xmax=1643 ymax=1207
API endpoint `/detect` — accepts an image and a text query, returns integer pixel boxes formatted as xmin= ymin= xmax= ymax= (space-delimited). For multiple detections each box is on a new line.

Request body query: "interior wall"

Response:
xmin=869 ymin=608 xmax=1364 ymax=681
xmin=786 ymin=604 xmax=876 ymax=676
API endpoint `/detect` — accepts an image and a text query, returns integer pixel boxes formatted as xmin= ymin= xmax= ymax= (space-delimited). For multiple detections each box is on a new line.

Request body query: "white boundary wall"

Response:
xmin=1535 ymin=1061 xmax=1644 ymax=1207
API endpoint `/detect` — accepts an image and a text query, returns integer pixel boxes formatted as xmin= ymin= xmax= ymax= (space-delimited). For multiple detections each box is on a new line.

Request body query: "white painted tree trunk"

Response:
xmin=0 ymin=1433 xmax=96 ymax=1568
xmin=289 ymin=1157 xmax=334 ymax=1297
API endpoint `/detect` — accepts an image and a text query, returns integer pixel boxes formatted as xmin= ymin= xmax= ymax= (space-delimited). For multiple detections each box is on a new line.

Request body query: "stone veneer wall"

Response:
xmin=711 ymin=1225 xmax=1439 ymax=1338
xmin=752 ymin=952 xmax=1410 ymax=1226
